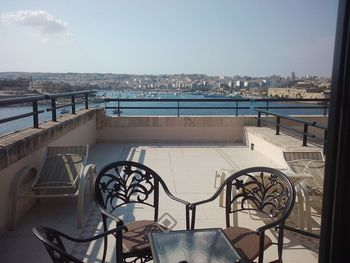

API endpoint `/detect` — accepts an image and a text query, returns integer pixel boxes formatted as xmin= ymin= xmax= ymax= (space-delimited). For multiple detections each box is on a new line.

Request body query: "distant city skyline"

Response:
xmin=0 ymin=0 xmax=338 ymax=77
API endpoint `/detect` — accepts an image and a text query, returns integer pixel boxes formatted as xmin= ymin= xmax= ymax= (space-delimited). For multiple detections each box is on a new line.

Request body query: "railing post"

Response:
xmin=303 ymin=124 xmax=308 ymax=146
xmin=85 ymin=93 xmax=89 ymax=109
xmin=51 ymin=98 xmax=57 ymax=121
xmin=118 ymin=100 xmax=120 ymax=116
xmin=266 ymin=101 xmax=269 ymax=116
xmin=236 ymin=101 xmax=238 ymax=116
xmin=32 ymin=100 xmax=39 ymax=128
xmin=257 ymin=111 xmax=261 ymax=127
xmin=71 ymin=95 xmax=76 ymax=114
xmin=324 ymin=100 xmax=328 ymax=116
xmin=276 ymin=116 xmax=280 ymax=135
xmin=177 ymin=100 xmax=180 ymax=117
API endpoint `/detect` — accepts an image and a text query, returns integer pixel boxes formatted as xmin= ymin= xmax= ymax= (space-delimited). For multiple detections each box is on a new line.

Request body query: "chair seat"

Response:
xmin=224 ymin=226 xmax=272 ymax=261
xmin=122 ymin=220 xmax=166 ymax=256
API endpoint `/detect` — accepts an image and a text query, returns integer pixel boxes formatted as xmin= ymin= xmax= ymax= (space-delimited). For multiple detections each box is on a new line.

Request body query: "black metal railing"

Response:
xmin=0 ymin=95 xmax=329 ymax=135
xmin=255 ymin=98 xmax=329 ymax=116
xmin=105 ymin=98 xmax=251 ymax=117
xmin=0 ymin=95 xmax=47 ymax=128
xmin=104 ymin=98 xmax=329 ymax=117
xmin=256 ymin=109 xmax=328 ymax=151
xmin=0 ymin=90 xmax=93 ymax=129
xmin=46 ymin=90 xmax=92 ymax=121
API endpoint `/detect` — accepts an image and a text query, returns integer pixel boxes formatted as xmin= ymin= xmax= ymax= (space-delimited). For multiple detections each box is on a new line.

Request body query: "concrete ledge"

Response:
xmin=245 ymin=126 xmax=324 ymax=152
xmin=0 ymin=109 xmax=102 ymax=170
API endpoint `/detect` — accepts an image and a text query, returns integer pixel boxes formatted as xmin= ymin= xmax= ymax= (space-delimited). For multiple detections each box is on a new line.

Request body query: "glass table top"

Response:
xmin=148 ymin=228 xmax=243 ymax=263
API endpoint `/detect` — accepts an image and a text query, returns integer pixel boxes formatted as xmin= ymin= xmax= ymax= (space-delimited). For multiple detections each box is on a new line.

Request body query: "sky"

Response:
xmin=0 ymin=0 xmax=339 ymax=77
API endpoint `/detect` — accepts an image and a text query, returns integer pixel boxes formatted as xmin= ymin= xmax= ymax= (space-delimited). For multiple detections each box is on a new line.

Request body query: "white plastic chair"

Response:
xmin=284 ymin=152 xmax=324 ymax=232
xmin=10 ymin=145 xmax=96 ymax=229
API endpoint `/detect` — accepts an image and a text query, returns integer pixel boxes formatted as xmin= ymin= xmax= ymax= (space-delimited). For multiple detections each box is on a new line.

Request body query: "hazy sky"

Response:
xmin=0 ymin=0 xmax=338 ymax=77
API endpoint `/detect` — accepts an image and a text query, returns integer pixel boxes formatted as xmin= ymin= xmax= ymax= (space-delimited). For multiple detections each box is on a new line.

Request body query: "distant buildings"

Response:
xmin=268 ymin=86 xmax=330 ymax=99
xmin=0 ymin=72 xmax=331 ymax=99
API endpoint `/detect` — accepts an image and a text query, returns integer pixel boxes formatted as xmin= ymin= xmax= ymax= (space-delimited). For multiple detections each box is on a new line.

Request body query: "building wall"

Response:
xmin=97 ymin=115 xmax=327 ymax=143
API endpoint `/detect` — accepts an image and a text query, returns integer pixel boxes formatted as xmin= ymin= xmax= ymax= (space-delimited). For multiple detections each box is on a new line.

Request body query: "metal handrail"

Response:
xmin=0 ymin=95 xmax=47 ymax=106
xmin=0 ymin=94 xmax=329 ymax=134
xmin=105 ymin=98 xmax=252 ymax=117
xmin=105 ymin=97 xmax=329 ymax=103
xmin=255 ymin=109 xmax=328 ymax=153
xmin=105 ymin=98 xmax=329 ymax=117
xmin=0 ymin=95 xmax=47 ymax=128
xmin=0 ymin=91 xmax=93 ymax=130
xmin=45 ymin=90 xmax=94 ymax=121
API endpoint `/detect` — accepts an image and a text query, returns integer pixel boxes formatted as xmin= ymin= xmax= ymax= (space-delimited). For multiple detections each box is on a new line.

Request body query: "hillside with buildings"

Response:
xmin=0 ymin=72 xmax=331 ymax=99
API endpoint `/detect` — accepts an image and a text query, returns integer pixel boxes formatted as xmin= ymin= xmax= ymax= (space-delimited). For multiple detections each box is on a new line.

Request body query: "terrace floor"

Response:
xmin=0 ymin=142 xmax=320 ymax=263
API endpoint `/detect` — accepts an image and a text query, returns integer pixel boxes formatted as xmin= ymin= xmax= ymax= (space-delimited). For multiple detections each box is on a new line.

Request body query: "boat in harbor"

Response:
xmin=113 ymin=109 xmax=122 ymax=115
xmin=60 ymin=108 xmax=69 ymax=114
xmin=226 ymin=92 xmax=240 ymax=98
xmin=204 ymin=92 xmax=225 ymax=98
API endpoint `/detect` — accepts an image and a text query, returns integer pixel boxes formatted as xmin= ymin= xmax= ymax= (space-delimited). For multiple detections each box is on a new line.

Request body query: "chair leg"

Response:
xmin=218 ymin=170 xmax=225 ymax=207
xmin=77 ymin=192 xmax=83 ymax=229
xmin=295 ymin=185 xmax=305 ymax=230
xmin=115 ymin=222 xmax=123 ymax=263
xmin=258 ymin=231 xmax=265 ymax=263
xmin=89 ymin=170 xmax=94 ymax=202
xmin=102 ymin=216 xmax=108 ymax=263
xmin=277 ymin=225 xmax=285 ymax=263
xmin=300 ymin=184 xmax=312 ymax=232
xmin=214 ymin=169 xmax=220 ymax=188
xmin=305 ymin=200 xmax=312 ymax=232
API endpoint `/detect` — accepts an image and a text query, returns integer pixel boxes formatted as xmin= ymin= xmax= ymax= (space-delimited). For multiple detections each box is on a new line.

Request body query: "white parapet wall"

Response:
xmin=98 ymin=116 xmax=258 ymax=143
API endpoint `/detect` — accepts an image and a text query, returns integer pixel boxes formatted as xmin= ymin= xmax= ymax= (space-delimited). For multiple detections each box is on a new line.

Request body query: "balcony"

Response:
xmin=0 ymin=95 xmax=326 ymax=262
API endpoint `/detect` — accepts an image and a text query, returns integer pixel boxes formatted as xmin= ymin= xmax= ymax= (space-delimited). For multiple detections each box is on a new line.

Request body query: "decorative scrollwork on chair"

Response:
xmin=94 ymin=161 xmax=190 ymax=263
xmin=97 ymin=164 xmax=156 ymax=211
xmin=230 ymin=171 xmax=291 ymax=219
xmin=190 ymin=167 xmax=295 ymax=263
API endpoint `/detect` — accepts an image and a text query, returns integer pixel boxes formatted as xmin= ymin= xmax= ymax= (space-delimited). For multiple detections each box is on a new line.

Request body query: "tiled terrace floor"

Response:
xmin=0 ymin=143 xmax=320 ymax=262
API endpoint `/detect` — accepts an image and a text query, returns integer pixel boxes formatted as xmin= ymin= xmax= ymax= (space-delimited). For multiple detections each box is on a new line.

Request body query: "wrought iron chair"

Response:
xmin=190 ymin=167 xmax=295 ymax=263
xmin=94 ymin=160 xmax=190 ymax=263
xmin=32 ymin=225 xmax=127 ymax=263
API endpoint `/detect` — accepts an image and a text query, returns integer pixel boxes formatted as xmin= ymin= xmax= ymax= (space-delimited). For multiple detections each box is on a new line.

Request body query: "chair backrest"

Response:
xmin=32 ymin=145 xmax=89 ymax=190
xmin=47 ymin=146 xmax=89 ymax=157
xmin=284 ymin=151 xmax=324 ymax=189
xmin=303 ymin=160 xmax=325 ymax=189
xmin=94 ymin=161 xmax=164 ymax=222
xmin=32 ymin=226 xmax=83 ymax=263
xmin=222 ymin=167 xmax=295 ymax=228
